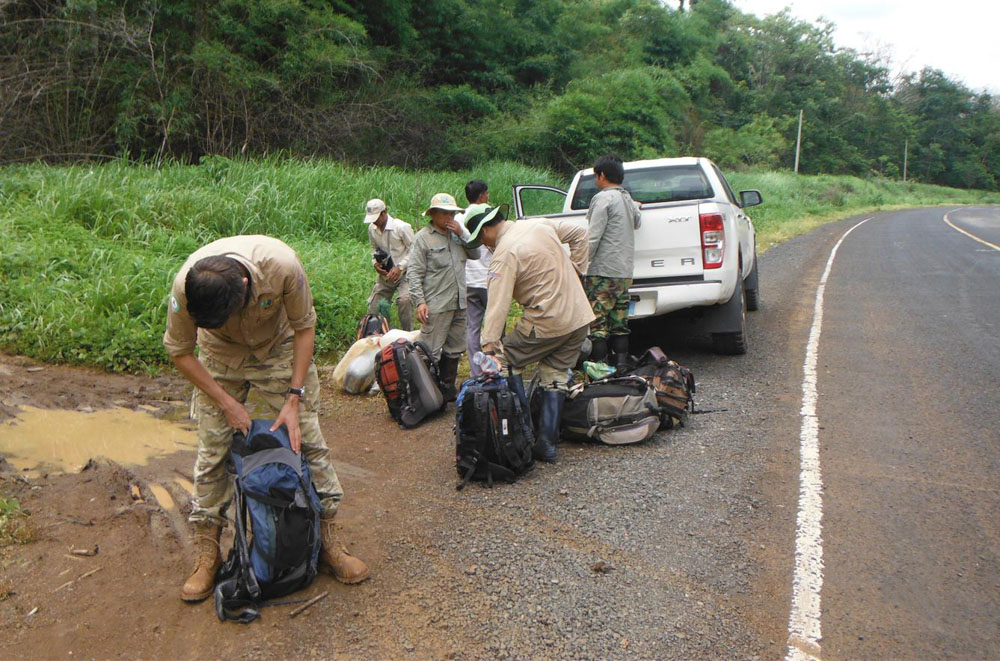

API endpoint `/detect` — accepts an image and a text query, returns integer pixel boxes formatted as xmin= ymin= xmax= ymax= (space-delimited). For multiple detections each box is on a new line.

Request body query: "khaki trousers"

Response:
xmin=503 ymin=323 xmax=589 ymax=390
xmin=417 ymin=307 xmax=467 ymax=361
xmin=190 ymin=338 xmax=344 ymax=526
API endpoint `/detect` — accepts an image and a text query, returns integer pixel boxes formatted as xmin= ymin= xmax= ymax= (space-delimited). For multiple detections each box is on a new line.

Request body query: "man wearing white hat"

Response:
xmin=406 ymin=192 xmax=481 ymax=400
xmin=364 ymin=198 xmax=415 ymax=330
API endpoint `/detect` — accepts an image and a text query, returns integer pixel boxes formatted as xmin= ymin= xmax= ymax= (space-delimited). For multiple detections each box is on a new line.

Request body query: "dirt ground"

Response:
xmin=0 ymin=352 xmax=478 ymax=659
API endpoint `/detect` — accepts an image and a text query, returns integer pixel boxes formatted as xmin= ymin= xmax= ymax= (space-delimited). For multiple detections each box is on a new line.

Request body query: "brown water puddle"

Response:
xmin=0 ymin=406 xmax=197 ymax=476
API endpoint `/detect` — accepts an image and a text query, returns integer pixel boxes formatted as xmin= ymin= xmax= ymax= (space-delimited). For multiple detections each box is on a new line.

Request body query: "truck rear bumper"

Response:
xmin=626 ymin=280 xmax=729 ymax=318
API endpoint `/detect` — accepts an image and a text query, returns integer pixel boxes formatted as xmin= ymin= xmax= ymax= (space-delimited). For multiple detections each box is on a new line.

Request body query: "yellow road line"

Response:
xmin=943 ymin=210 xmax=1000 ymax=251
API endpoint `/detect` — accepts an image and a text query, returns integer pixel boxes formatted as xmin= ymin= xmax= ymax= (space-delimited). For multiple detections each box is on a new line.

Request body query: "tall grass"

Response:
xmin=1 ymin=158 xmax=997 ymax=373
xmin=0 ymin=157 xmax=561 ymax=372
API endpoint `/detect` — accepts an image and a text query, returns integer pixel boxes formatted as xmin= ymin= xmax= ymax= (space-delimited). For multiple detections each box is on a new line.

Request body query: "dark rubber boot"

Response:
xmin=611 ymin=334 xmax=630 ymax=372
xmin=589 ymin=336 xmax=608 ymax=363
xmin=534 ymin=389 xmax=564 ymax=463
xmin=438 ymin=355 xmax=460 ymax=402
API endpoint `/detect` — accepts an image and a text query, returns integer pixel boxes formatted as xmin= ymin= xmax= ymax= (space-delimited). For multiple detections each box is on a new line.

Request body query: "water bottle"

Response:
xmin=472 ymin=351 xmax=500 ymax=375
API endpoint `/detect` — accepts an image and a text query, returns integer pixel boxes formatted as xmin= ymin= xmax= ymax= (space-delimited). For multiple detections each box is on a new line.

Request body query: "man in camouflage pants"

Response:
xmin=164 ymin=235 xmax=369 ymax=603
xmin=585 ymin=154 xmax=641 ymax=367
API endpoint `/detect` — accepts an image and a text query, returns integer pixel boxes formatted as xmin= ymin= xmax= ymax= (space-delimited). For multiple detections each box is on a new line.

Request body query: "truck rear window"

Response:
xmin=569 ymin=165 xmax=714 ymax=210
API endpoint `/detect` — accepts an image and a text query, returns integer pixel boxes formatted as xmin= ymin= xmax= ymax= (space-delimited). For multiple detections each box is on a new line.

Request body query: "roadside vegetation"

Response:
xmin=0 ymin=495 xmax=33 ymax=548
xmin=2 ymin=159 xmax=997 ymax=373
xmin=3 ymin=0 xmax=999 ymax=191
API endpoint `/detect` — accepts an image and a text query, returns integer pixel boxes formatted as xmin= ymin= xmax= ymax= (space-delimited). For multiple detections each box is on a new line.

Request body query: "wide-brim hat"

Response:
xmin=423 ymin=192 xmax=464 ymax=216
xmin=464 ymin=203 xmax=508 ymax=242
xmin=364 ymin=198 xmax=387 ymax=224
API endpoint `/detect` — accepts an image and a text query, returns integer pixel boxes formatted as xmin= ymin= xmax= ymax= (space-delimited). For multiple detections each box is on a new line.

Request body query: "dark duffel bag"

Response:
xmin=455 ymin=376 xmax=534 ymax=489
xmin=561 ymin=376 xmax=661 ymax=445
xmin=628 ymin=346 xmax=695 ymax=429
xmin=374 ymin=338 xmax=444 ymax=428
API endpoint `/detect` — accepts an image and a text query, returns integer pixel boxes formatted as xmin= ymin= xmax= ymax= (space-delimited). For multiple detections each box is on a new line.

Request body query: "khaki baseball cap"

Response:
xmin=364 ymin=198 xmax=386 ymax=224
xmin=423 ymin=192 xmax=464 ymax=216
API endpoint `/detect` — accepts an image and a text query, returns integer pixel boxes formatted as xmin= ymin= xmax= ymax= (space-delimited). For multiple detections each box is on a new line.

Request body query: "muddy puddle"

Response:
xmin=0 ymin=405 xmax=197 ymax=476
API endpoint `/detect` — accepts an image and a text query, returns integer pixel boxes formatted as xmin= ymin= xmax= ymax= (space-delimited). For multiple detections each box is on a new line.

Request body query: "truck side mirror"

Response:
xmin=739 ymin=190 xmax=762 ymax=208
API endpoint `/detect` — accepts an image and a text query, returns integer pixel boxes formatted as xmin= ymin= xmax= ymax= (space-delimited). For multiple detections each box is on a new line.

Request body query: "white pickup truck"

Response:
xmin=512 ymin=157 xmax=762 ymax=354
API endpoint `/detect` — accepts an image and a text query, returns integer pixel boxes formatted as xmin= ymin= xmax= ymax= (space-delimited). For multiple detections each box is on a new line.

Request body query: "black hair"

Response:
xmin=593 ymin=155 xmax=624 ymax=184
xmin=465 ymin=179 xmax=489 ymax=204
xmin=185 ymin=256 xmax=249 ymax=328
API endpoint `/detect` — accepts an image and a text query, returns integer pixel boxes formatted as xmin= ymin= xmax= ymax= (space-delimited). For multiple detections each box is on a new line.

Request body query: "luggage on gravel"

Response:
xmin=356 ymin=312 xmax=390 ymax=340
xmin=374 ymin=338 xmax=444 ymax=428
xmin=628 ymin=346 xmax=695 ymax=428
xmin=214 ymin=420 xmax=322 ymax=624
xmin=455 ymin=375 xmax=534 ymax=489
xmin=561 ymin=375 xmax=662 ymax=445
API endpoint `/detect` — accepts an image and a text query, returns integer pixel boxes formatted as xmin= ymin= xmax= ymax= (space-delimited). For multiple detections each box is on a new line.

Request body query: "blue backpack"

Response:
xmin=214 ymin=420 xmax=322 ymax=623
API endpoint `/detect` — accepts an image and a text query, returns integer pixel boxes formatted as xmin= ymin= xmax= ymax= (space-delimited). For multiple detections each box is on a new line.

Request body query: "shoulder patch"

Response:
xmin=170 ymin=295 xmax=180 ymax=313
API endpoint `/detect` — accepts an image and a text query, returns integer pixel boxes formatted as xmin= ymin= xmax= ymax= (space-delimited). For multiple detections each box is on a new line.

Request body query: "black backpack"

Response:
xmin=455 ymin=376 xmax=534 ymax=489
xmin=214 ymin=420 xmax=322 ymax=624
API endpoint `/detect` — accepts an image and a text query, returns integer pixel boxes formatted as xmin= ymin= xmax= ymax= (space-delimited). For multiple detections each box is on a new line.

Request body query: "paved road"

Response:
xmin=795 ymin=207 xmax=1000 ymax=659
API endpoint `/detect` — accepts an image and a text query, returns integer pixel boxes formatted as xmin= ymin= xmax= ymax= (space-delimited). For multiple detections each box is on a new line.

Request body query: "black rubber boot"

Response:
xmin=534 ymin=389 xmax=564 ymax=463
xmin=611 ymin=334 xmax=630 ymax=372
xmin=589 ymin=336 xmax=608 ymax=363
xmin=438 ymin=355 xmax=460 ymax=402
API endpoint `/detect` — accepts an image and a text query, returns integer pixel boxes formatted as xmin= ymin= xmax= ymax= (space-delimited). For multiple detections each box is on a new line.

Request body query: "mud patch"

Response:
xmin=0 ymin=406 xmax=197 ymax=477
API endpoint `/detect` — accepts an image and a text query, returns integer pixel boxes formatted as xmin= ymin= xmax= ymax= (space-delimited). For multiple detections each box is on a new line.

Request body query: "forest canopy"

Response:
xmin=2 ymin=0 xmax=998 ymax=190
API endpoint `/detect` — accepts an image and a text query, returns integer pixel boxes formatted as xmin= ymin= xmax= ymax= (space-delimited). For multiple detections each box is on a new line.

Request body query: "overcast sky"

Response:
xmin=733 ymin=0 xmax=999 ymax=94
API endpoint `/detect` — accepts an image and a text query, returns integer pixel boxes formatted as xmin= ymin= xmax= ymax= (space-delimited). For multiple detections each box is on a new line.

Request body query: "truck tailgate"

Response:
xmin=632 ymin=202 xmax=703 ymax=281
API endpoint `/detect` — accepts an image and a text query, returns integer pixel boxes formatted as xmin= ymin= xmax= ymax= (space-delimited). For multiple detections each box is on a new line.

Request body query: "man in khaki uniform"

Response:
xmin=467 ymin=204 xmax=595 ymax=462
xmin=407 ymin=192 xmax=480 ymax=400
xmin=364 ymin=198 xmax=415 ymax=330
xmin=163 ymin=235 xmax=369 ymax=602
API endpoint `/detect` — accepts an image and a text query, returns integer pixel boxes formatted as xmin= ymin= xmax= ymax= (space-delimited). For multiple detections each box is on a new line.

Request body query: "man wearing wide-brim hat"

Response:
xmin=467 ymin=204 xmax=594 ymax=463
xmin=406 ymin=192 xmax=481 ymax=401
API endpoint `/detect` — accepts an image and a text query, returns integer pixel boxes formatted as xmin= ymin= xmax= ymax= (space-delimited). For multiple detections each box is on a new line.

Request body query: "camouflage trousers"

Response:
xmin=368 ymin=275 xmax=413 ymax=331
xmin=190 ymin=338 xmax=344 ymax=526
xmin=585 ymin=276 xmax=633 ymax=339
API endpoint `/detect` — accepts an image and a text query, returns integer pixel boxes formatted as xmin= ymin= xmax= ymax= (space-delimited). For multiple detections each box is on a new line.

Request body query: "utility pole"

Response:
xmin=794 ymin=109 xmax=803 ymax=175
xmin=903 ymin=139 xmax=908 ymax=182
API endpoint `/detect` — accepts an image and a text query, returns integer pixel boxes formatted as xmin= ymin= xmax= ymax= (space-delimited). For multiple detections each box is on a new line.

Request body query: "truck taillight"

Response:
xmin=700 ymin=212 xmax=724 ymax=269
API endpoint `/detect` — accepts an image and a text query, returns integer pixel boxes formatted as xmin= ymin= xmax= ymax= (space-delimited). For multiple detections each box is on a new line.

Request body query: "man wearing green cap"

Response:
xmin=466 ymin=204 xmax=594 ymax=463
xmin=406 ymin=192 xmax=481 ymax=400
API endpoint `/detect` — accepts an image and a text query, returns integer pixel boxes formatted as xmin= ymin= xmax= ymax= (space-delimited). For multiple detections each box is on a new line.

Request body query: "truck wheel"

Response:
xmin=712 ymin=279 xmax=748 ymax=355
xmin=744 ymin=255 xmax=760 ymax=312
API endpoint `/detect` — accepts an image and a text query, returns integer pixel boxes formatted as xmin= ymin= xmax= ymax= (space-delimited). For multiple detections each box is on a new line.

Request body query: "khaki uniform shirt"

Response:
xmin=368 ymin=214 xmax=415 ymax=273
xmin=587 ymin=185 xmax=641 ymax=279
xmin=406 ymin=224 xmax=480 ymax=313
xmin=163 ymin=235 xmax=317 ymax=369
xmin=482 ymin=218 xmax=596 ymax=346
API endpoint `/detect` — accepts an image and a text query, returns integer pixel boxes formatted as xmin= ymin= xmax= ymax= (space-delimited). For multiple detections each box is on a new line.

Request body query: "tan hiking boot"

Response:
xmin=181 ymin=523 xmax=222 ymax=602
xmin=318 ymin=519 xmax=370 ymax=584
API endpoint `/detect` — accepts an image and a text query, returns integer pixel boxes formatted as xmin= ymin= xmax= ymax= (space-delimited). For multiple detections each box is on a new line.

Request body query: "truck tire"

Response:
xmin=711 ymin=279 xmax=748 ymax=355
xmin=744 ymin=254 xmax=760 ymax=312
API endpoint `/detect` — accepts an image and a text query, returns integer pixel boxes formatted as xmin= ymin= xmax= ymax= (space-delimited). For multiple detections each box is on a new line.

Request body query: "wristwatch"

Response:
xmin=287 ymin=386 xmax=305 ymax=398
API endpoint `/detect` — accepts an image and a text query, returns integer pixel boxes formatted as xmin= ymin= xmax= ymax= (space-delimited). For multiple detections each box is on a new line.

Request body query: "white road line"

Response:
xmin=943 ymin=209 xmax=1000 ymax=252
xmin=786 ymin=217 xmax=872 ymax=661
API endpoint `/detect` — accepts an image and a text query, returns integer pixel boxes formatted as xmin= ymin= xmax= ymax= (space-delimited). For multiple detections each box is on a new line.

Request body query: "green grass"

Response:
xmin=0 ymin=157 xmax=997 ymax=373
xmin=0 ymin=496 xmax=33 ymax=547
